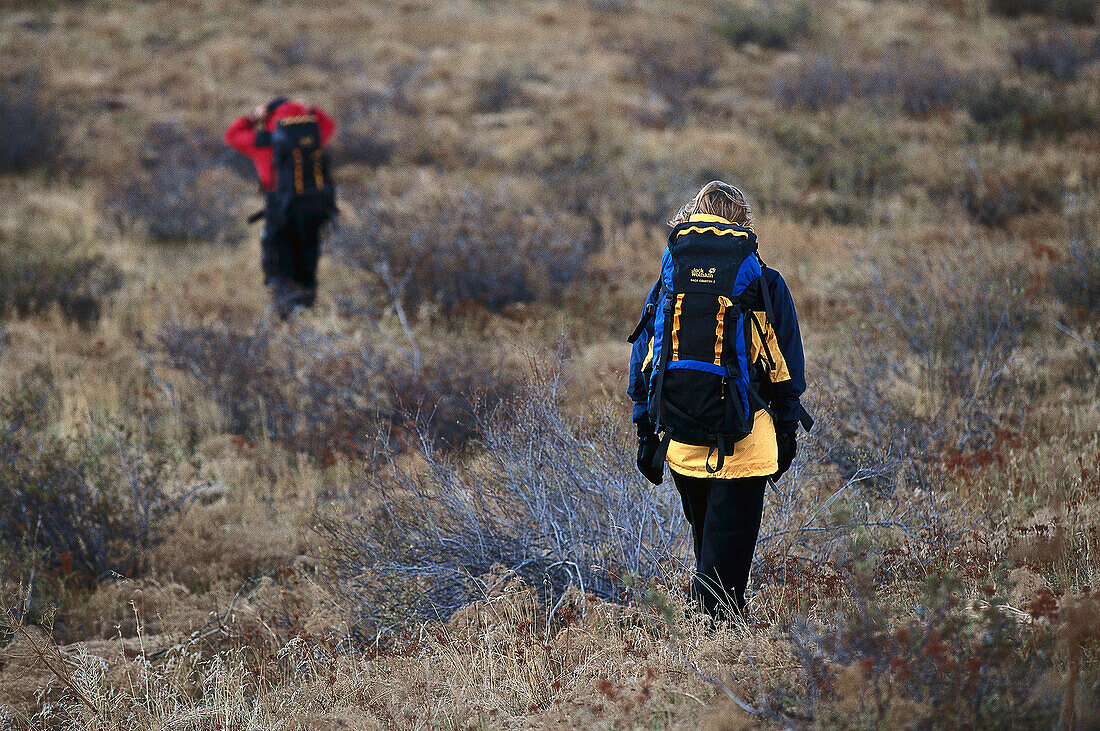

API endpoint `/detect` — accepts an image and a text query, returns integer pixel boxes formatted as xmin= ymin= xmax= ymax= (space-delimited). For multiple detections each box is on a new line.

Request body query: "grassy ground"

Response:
xmin=1 ymin=0 xmax=1099 ymax=727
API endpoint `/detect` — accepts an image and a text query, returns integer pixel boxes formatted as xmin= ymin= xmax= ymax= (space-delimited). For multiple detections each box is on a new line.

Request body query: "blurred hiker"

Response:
xmin=627 ymin=181 xmax=812 ymax=618
xmin=225 ymin=98 xmax=337 ymax=319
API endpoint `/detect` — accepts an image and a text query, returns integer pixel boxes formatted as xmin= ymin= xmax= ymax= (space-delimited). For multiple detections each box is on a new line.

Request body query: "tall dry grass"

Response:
xmin=1 ymin=0 xmax=1098 ymax=727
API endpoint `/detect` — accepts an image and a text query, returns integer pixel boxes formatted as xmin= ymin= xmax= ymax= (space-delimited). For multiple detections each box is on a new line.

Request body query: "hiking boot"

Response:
xmin=270 ymin=278 xmax=308 ymax=321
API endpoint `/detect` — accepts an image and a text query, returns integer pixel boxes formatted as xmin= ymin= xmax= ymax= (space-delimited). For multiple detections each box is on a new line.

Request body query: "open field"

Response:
xmin=1 ymin=0 xmax=1099 ymax=727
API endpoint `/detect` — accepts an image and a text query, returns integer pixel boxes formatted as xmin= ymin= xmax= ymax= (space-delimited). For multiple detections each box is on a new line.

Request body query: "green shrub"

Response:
xmin=989 ymin=0 xmax=1095 ymax=24
xmin=775 ymin=118 xmax=902 ymax=223
xmin=716 ymin=1 xmax=813 ymax=49
xmin=967 ymin=84 xmax=1098 ymax=142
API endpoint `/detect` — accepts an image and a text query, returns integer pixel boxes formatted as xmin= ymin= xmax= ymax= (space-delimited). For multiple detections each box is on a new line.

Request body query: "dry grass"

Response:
xmin=1 ymin=0 xmax=1099 ymax=727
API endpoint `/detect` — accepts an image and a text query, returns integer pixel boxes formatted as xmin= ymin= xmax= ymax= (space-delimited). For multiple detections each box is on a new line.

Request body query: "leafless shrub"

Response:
xmin=158 ymin=321 xmax=296 ymax=439
xmin=1012 ymin=28 xmax=1100 ymax=81
xmin=267 ymin=37 xmax=346 ymax=73
xmin=624 ymin=39 xmax=716 ymax=122
xmin=774 ymin=53 xmax=963 ymax=115
xmin=0 ymin=75 xmax=59 ymax=174
xmin=110 ymin=121 xmax=247 ymax=244
xmin=331 ymin=185 xmax=595 ymax=317
xmin=321 ymin=376 xmax=685 ymax=629
xmin=533 ymin=140 xmax=693 ymax=231
xmin=752 ymin=379 xmax=960 ymax=600
xmin=587 ymin=0 xmax=630 ymax=11
xmin=383 ymin=345 xmax=520 ymax=451
xmin=0 ymin=224 xmax=123 ymax=328
xmin=811 ymin=251 xmax=1032 ymax=487
xmin=774 ymin=58 xmax=860 ymax=112
xmin=875 ymin=256 xmax=1031 ymax=407
xmin=474 ymin=71 xmax=525 ymax=113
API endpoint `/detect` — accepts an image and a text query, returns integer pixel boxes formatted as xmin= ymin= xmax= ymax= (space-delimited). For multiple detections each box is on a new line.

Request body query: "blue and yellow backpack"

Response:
xmin=628 ymin=219 xmax=778 ymax=473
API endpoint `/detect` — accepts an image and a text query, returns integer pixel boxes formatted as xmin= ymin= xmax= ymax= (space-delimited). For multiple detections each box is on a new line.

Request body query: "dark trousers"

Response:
xmin=672 ymin=471 xmax=767 ymax=616
xmin=261 ymin=201 xmax=322 ymax=316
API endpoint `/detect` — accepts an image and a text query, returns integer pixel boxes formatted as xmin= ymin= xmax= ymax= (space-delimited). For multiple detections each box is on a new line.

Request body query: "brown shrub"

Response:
xmin=1051 ymin=232 xmax=1100 ymax=317
xmin=157 ymin=320 xmax=521 ymax=459
xmin=619 ymin=38 xmax=717 ymax=123
xmin=783 ymin=565 xmax=1064 ymax=726
xmin=474 ymin=71 xmax=526 ymax=113
xmin=0 ymin=383 xmax=172 ymax=596
xmin=957 ymin=162 xmax=1065 ymax=227
xmin=0 ymin=224 xmax=122 ymax=328
xmin=0 ymin=209 xmax=123 ymax=325
xmin=775 ymin=117 xmax=903 ymax=224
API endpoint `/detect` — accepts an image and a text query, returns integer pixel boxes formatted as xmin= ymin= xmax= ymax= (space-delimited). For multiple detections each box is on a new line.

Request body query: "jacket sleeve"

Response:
xmin=224 ymin=116 xmax=258 ymax=156
xmin=627 ymin=281 xmax=661 ymax=424
xmin=313 ymin=107 xmax=337 ymax=146
xmin=765 ymin=268 xmax=808 ymax=433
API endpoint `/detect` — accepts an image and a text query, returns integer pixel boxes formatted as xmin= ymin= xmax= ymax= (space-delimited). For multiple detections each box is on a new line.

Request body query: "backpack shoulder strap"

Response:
xmin=627 ymin=302 xmax=655 ymax=344
xmin=759 ymin=271 xmax=776 ymax=331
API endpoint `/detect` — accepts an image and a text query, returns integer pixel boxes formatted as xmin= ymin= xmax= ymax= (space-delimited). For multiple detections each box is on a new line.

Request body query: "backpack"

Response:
xmin=269 ymin=114 xmax=337 ymax=226
xmin=628 ymin=220 xmax=778 ymax=473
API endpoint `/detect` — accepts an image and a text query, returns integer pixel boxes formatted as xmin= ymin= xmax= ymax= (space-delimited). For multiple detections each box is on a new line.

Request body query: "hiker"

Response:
xmin=224 ymin=98 xmax=337 ymax=319
xmin=627 ymin=181 xmax=812 ymax=618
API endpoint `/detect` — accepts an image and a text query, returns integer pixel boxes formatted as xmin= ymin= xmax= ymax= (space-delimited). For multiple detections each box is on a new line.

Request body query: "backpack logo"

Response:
xmin=690 ymin=266 xmax=717 ymax=283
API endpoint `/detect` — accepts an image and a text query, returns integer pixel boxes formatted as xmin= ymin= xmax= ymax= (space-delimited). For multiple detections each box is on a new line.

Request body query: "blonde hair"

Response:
xmin=668 ymin=180 xmax=754 ymax=229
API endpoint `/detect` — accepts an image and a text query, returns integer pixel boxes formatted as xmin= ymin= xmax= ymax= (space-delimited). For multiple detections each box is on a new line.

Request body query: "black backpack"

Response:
xmin=268 ymin=114 xmax=337 ymax=226
xmin=629 ymin=220 xmax=778 ymax=473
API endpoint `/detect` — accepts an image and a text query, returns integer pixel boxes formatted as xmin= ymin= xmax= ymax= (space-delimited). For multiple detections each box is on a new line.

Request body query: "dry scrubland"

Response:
xmin=1 ymin=0 xmax=1099 ymax=727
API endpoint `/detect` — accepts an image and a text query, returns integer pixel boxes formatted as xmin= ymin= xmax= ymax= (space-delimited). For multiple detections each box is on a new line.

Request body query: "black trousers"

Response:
xmin=261 ymin=201 xmax=322 ymax=309
xmin=672 ymin=471 xmax=767 ymax=616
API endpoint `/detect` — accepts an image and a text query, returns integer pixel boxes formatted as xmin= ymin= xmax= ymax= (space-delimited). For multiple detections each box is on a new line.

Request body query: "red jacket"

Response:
xmin=224 ymin=101 xmax=336 ymax=191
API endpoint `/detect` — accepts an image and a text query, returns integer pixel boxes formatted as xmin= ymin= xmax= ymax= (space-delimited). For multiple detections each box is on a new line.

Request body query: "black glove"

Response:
xmin=772 ymin=431 xmax=797 ymax=481
xmin=635 ymin=421 xmax=664 ymax=485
